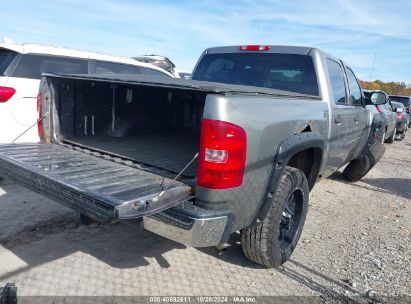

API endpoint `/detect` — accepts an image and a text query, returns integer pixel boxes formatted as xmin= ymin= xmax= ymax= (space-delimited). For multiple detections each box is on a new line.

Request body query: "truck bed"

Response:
xmin=0 ymin=144 xmax=191 ymax=223
xmin=64 ymin=132 xmax=199 ymax=177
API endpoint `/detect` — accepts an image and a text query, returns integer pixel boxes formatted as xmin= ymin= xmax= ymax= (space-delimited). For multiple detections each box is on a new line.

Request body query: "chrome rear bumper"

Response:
xmin=143 ymin=203 xmax=233 ymax=247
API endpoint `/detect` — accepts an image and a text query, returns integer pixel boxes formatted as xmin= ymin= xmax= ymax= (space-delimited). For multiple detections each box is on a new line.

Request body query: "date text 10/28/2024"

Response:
xmin=149 ymin=297 xmax=257 ymax=303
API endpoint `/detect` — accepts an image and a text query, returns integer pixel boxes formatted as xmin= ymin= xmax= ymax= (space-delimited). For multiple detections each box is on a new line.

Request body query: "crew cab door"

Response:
xmin=325 ymin=58 xmax=353 ymax=173
xmin=383 ymin=98 xmax=397 ymax=135
xmin=344 ymin=66 xmax=370 ymax=159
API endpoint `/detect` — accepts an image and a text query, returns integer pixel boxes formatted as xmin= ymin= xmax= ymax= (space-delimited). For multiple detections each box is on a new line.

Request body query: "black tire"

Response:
xmin=80 ymin=214 xmax=96 ymax=225
xmin=397 ymin=133 xmax=405 ymax=141
xmin=241 ymin=166 xmax=309 ymax=268
xmin=385 ymin=127 xmax=396 ymax=143
xmin=343 ymin=140 xmax=385 ymax=182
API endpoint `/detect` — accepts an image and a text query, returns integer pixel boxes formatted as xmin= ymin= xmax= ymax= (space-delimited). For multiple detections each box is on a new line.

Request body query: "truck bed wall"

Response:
xmin=56 ymin=80 xmax=206 ymax=139
xmin=49 ymin=78 xmax=207 ymax=178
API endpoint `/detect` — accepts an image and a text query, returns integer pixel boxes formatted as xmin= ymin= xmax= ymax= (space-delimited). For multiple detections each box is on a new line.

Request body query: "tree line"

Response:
xmin=360 ymin=80 xmax=411 ymax=96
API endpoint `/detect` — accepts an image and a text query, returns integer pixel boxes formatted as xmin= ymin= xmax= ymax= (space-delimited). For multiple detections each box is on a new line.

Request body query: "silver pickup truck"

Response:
xmin=0 ymin=45 xmax=386 ymax=267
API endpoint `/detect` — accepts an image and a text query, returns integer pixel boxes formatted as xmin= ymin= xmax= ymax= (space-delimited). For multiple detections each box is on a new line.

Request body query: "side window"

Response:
xmin=345 ymin=68 xmax=362 ymax=106
xmin=0 ymin=49 xmax=17 ymax=76
xmin=326 ymin=59 xmax=347 ymax=104
xmin=12 ymin=54 xmax=88 ymax=79
xmin=140 ymin=67 xmax=169 ymax=77
xmin=93 ymin=61 xmax=142 ymax=74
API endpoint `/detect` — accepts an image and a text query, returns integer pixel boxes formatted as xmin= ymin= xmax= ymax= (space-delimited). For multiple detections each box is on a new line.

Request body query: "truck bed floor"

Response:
xmin=64 ymin=133 xmax=199 ymax=177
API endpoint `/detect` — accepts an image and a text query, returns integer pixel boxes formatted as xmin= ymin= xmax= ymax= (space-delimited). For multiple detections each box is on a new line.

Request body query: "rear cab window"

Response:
xmin=0 ymin=48 xmax=18 ymax=76
xmin=192 ymin=52 xmax=319 ymax=96
xmin=11 ymin=54 xmax=88 ymax=79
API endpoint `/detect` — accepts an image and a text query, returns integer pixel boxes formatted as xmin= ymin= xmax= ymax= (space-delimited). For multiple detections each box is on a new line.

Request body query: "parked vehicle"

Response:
xmin=133 ymin=55 xmax=180 ymax=78
xmin=0 ymin=41 xmax=174 ymax=144
xmin=389 ymin=95 xmax=411 ymax=114
xmin=392 ymin=101 xmax=408 ymax=140
xmin=389 ymin=95 xmax=411 ymax=128
xmin=363 ymin=90 xmax=397 ymax=143
xmin=403 ymin=107 xmax=411 ymax=129
xmin=0 ymin=45 xmax=386 ymax=268
xmin=176 ymin=70 xmax=191 ymax=79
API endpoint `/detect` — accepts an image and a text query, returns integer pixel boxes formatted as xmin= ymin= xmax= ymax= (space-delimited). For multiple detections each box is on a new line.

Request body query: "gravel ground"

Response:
xmin=0 ymin=136 xmax=410 ymax=303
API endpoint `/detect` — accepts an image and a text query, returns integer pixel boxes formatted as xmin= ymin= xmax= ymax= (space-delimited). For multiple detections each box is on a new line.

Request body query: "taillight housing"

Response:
xmin=37 ymin=92 xmax=44 ymax=140
xmin=197 ymin=119 xmax=247 ymax=189
xmin=397 ymin=113 xmax=403 ymax=119
xmin=239 ymin=45 xmax=271 ymax=51
xmin=0 ymin=86 xmax=16 ymax=102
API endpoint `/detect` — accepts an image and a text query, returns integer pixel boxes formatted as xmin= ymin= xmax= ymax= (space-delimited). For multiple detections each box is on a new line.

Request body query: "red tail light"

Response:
xmin=239 ymin=45 xmax=271 ymax=51
xmin=197 ymin=119 xmax=247 ymax=189
xmin=0 ymin=86 xmax=16 ymax=102
xmin=397 ymin=113 xmax=403 ymax=119
xmin=375 ymin=105 xmax=383 ymax=113
xmin=37 ymin=93 xmax=44 ymax=140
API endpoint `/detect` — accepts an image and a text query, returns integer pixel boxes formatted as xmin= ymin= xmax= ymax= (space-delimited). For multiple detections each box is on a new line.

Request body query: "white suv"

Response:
xmin=0 ymin=42 xmax=174 ymax=143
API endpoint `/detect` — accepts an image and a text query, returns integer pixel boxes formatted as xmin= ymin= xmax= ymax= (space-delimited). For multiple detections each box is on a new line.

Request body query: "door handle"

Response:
xmin=335 ymin=114 xmax=343 ymax=124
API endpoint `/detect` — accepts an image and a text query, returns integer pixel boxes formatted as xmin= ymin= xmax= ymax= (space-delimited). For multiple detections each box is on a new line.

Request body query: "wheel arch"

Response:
xmin=287 ymin=147 xmax=322 ymax=190
xmin=250 ymin=132 xmax=324 ymax=227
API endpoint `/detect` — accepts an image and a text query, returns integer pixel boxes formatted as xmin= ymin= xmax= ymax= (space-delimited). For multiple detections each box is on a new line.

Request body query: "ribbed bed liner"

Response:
xmin=64 ymin=133 xmax=199 ymax=177
xmin=0 ymin=143 xmax=191 ymax=223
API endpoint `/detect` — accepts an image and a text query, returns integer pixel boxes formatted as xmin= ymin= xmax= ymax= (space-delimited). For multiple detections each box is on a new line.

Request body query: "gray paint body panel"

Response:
xmin=198 ymin=94 xmax=328 ymax=230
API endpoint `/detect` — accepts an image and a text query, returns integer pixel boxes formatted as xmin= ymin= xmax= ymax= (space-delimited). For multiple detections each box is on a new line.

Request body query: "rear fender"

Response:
xmin=250 ymin=132 xmax=324 ymax=227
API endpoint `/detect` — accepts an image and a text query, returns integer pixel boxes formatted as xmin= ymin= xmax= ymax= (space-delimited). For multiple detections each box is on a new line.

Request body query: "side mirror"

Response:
xmin=364 ymin=91 xmax=386 ymax=105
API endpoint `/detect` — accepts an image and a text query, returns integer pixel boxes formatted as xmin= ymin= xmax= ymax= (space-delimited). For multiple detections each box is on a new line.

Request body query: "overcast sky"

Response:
xmin=1 ymin=0 xmax=410 ymax=83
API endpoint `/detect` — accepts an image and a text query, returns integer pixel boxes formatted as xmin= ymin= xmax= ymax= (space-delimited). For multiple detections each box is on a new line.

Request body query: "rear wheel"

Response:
xmin=385 ymin=127 xmax=396 ymax=143
xmin=241 ymin=166 xmax=309 ymax=268
xmin=396 ymin=131 xmax=405 ymax=141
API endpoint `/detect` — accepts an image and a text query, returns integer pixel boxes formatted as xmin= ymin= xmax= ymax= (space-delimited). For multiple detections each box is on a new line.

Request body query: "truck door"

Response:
xmin=344 ymin=66 xmax=370 ymax=159
xmin=384 ymin=98 xmax=397 ymax=136
xmin=324 ymin=58 xmax=353 ymax=174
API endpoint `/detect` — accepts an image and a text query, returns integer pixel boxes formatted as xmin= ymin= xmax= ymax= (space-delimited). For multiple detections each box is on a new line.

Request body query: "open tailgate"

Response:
xmin=0 ymin=144 xmax=192 ymax=223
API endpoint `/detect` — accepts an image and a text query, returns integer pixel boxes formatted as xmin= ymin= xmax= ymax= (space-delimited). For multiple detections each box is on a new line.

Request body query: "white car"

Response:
xmin=0 ymin=41 xmax=174 ymax=143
